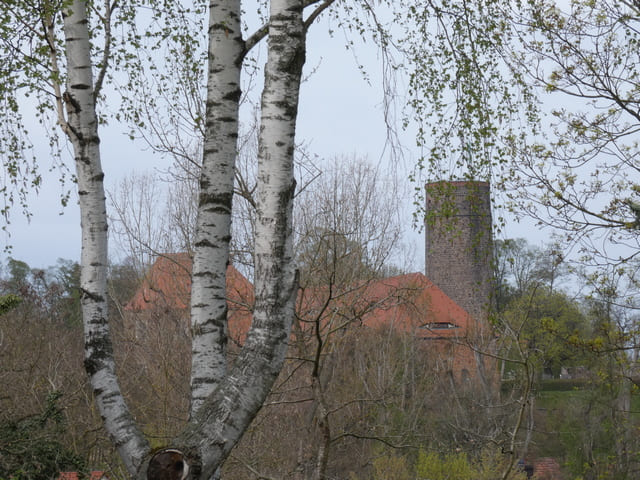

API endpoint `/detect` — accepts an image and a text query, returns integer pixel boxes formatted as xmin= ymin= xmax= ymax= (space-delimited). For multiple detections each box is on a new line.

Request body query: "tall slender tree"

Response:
xmin=62 ymin=0 xmax=151 ymax=473
xmin=1 ymin=0 xmax=340 ymax=476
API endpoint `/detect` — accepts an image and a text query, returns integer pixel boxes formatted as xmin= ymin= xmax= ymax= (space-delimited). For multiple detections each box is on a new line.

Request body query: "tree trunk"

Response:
xmin=137 ymin=1 xmax=306 ymax=478
xmin=62 ymin=0 xmax=149 ymax=474
xmin=189 ymin=0 xmax=245 ymax=418
xmin=311 ymin=377 xmax=331 ymax=480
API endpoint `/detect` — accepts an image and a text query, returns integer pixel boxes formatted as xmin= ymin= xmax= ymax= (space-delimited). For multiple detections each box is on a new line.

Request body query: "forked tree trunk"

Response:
xmin=62 ymin=0 xmax=149 ymax=474
xmin=63 ymin=0 xmax=308 ymax=477
xmin=137 ymin=0 xmax=306 ymax=478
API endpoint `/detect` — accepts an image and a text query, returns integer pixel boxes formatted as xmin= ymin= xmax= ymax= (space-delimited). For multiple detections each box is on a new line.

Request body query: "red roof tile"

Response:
xmin=57 ymin=472 xmax=107 ymax=480
xmin=128 ymin=254 xmax=473 ymax=342
xmin=125 ymin=253 xmax=254 ymax=344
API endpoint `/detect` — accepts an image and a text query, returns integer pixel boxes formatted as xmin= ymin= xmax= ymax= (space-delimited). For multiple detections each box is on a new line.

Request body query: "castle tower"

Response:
xmin=425 ymin=180 xmax=494 ymax=328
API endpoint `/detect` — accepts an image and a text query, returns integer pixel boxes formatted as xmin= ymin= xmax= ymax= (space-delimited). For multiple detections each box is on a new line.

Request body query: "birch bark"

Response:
xmin=11 ymin=0 xmax=329 ymax=477
xmin=150 ymin=1 xmax=306 ymax=477
xmin=189 ymin=0 xmax=244 ymax=417
xmin=62 ymin=0 xmax=149 ymax=473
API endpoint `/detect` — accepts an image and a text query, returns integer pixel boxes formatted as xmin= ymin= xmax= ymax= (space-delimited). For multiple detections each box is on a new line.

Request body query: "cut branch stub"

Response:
xmin=147 ymin=449 xmax=190 ymax=480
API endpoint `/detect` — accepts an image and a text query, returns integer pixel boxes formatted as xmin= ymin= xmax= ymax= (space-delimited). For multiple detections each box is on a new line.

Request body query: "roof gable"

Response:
xmin=126 ymin=255 xmax=471 ymax=341
xmin=126 ymin=253 xmax=253 ymax=313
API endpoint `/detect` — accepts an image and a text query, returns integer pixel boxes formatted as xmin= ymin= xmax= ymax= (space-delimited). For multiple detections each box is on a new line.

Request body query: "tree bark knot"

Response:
xmin=63 ymin=91 xmax=82 ymax=114
xmin=147 ymin=449 xmax=190 ymax=480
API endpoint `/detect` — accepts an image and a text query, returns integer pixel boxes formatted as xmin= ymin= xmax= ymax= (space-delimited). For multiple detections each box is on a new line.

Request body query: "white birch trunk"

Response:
xmin=189 ymin=0 xmax=244 ymax=417
xmin=58 ymin=0 xmax=314 ymax=478
xmin=63 ymin=1 xmax=149 ymax=473
xmin=139 ymin=2 xmax=306 ymax=478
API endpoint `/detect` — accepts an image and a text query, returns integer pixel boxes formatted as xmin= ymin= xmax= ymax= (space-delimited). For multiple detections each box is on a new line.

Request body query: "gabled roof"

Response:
xmin=295 ymin=272 xmax=471 ymax=340
xmin=57 ymin=472 xmax=108 ymax=480
xmin=125 ymin=253 xmax=254 ymax=344
xmin=126 ymin=254 xmax=472 ymax=343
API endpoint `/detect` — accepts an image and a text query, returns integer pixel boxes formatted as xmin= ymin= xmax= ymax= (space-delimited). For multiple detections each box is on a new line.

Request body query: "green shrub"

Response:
xmin=415 ymin=449 xmax=527 ymax=480
xmin=0 ymin=392 xmax=86 ymax=480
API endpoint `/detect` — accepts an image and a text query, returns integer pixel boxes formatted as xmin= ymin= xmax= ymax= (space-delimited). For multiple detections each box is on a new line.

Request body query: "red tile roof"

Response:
xmin=127 ymin=255 xmax=473 ymax=344
xmin=294 ymin=272 xmax=472 ymax=340
xmin=57 ymin=472 xmax=107 ymax=480
xmin=360 ymin=272 xmax=471 ymax=338
xmin=125 ymin=253 xmax=254 ymax=344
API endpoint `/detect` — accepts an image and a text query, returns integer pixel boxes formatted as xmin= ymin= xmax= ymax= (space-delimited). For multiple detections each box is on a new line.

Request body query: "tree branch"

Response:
xmin=93 ymin=0 xmax=116 ymax=100
xmin=304 ymin=0 xmax=336 ymax=31
xmin=243 ymin=0 xmax=333 ymax=58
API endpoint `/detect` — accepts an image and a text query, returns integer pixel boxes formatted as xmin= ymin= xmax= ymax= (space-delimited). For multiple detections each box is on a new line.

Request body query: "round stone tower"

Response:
xmin=425 ymin=180 xmax=494 ymax=327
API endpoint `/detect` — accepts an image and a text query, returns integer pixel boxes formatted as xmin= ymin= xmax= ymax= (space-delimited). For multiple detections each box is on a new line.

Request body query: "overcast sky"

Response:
xmin=4 ymin=8 xmax=548 ymax=271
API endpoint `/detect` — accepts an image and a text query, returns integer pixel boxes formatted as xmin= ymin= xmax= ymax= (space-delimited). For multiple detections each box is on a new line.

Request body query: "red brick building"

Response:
xmin=126 ymin=259 xmax=487 ymax=386
xmin=125 ymin=181 xmax=496 ymax=385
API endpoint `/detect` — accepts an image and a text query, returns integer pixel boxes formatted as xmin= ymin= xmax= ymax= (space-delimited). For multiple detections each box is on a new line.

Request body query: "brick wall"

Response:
xmin=533 ymin=457 xmax=563 ymax=479
xmin=425 ymin=181 xmax=493 ymax=333
xmin=425 ymin=181 xmax=497 ymax=387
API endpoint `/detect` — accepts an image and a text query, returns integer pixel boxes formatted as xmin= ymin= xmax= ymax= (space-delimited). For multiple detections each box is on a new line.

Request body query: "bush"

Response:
xmin=540 ymin=378 xmax=587 ymax=391
xmin=0 ymin=392 xmax=86 ymax=480
xmin=415 ymin=449 xmax=528 ymax=480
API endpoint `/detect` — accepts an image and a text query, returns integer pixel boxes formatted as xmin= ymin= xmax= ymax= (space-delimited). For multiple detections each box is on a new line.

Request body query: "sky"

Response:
xmin=3 ymin=4 xmax=547 ymax=272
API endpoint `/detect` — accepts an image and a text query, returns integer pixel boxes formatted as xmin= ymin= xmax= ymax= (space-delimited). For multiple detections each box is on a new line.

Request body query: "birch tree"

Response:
xmin=62 ymin=1 xmax=151 ymax=473
xmin=1 ymin=0 xmax=152 ymax=472
xmin=1 ymin=0 xmax=344 ymax=476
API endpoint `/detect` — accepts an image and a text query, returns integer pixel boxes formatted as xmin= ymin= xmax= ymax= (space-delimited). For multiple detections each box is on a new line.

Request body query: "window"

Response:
xmin=421 ymin=322 xmax=459 ymax=330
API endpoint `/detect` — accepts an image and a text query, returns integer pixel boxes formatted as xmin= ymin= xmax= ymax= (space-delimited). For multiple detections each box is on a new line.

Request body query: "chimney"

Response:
xmin=425 ymin=181 xmax=494 ymax=327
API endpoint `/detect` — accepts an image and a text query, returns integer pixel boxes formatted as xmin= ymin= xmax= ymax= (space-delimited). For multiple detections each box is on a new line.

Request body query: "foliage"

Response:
xmin=416 ymin=450 xmax=475 ymax=480
xmin=500 ymin=1 xmax=640 ymax=277
xmin=396 ymin=0 xmax=639 ymax=295
xmin=500 ymin=286 xmax=591 ymax=378
xmin=0 ymin=258 xmax=82 ymax=325
xmin=371 ymin=453 xmax=412 ymax=480
xmin=0 ymin=391 xmax=86 ymax=480
xmin=354 ymin=449 xmax=528 ymax=480
xmin=391 ymin=0 xmax=536 ymax=236
xmin=0 ymin=293 xmax=21 ymax=315
xmin=536 ymin=382 xmax=640 ymax=479
xmin=493 ymin=237 xmax=591 ymax=382
xmin=539 ymin=379 xmax=587 ymax=391
xmin=0 ymin=257 xmax=142 ymax=470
